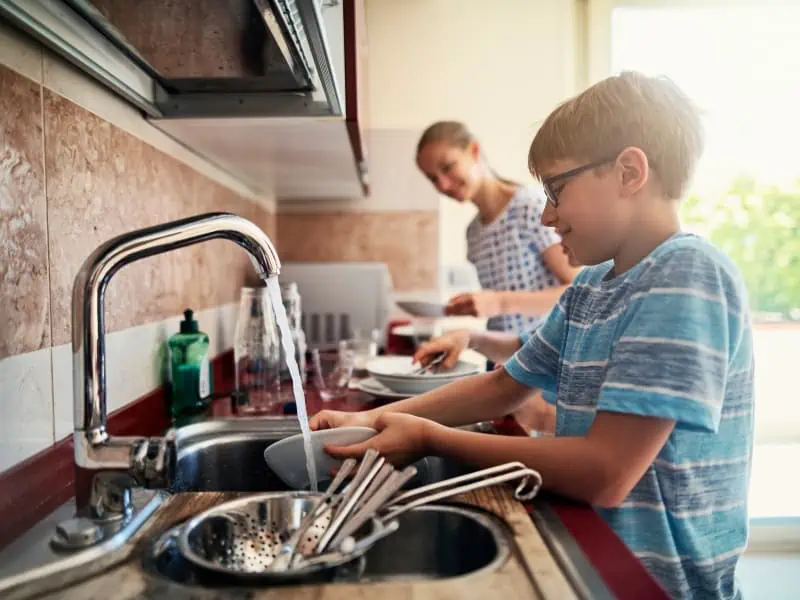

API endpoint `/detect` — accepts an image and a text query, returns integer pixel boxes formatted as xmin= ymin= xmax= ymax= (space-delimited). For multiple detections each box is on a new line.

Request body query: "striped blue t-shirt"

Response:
xmin=505 ymin=233 xmax=754 ymax=600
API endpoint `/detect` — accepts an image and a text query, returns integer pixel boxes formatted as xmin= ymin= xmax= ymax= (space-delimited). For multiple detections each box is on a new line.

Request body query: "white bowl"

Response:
xmin=263 ymin=427 xmax=377 ymax=489
xmin=395 ymin=300 xmax=446 ymax=318
xmin=366 ymin=356 xmax=481 ymax=395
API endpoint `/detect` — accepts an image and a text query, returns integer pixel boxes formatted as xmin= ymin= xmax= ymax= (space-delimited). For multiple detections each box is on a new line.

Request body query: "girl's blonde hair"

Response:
xmin=416 ymin=120 xmax=474 ymax=154
xmin=528 ymin=71 xmax=704 ymax=199
xmin=416 ymin=121 xmax=519 ymax=187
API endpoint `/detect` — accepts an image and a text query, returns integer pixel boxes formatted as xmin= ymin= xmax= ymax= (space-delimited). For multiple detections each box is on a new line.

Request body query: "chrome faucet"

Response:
xmin=70 ymin=213 xmax=280 ymax=520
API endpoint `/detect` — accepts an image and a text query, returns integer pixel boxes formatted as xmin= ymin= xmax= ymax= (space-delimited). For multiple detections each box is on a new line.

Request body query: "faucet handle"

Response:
xmin=155 ymin=429 xmax=177 ymax=477
xmin=130 ymin=433 xmax=175 ymax=489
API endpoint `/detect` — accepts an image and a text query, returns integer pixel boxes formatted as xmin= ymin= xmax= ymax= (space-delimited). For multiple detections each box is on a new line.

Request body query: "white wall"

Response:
xmin=366 ymin=0 xmax=580 ymax=283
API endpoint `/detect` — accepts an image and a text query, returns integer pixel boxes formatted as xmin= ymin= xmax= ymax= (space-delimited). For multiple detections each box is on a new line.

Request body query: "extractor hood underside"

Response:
xmin=0 ymin=0 xmax=343 ymax=118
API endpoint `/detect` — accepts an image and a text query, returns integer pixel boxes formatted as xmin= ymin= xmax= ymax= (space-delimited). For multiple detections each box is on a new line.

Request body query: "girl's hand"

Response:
xmin=324 ymin=412 xmax=438 ymax=467
xmin=445 ymin=291 xmax=503 ymax=317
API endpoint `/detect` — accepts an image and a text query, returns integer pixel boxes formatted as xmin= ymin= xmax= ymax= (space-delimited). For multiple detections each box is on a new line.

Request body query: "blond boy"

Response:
xmin=312 ymin=72 xmax=754 ymax=600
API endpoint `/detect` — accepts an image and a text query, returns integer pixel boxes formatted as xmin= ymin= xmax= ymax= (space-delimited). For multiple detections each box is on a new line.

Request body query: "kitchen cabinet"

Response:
xmin=343 ymin=0 xmax=369 ymax=194
xmin=0 ymin=0 xmax=370 ymax=198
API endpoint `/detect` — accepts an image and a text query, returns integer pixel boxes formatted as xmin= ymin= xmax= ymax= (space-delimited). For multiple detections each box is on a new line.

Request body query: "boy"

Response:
xmin=311 ymin=72 xmax=754 ymax=600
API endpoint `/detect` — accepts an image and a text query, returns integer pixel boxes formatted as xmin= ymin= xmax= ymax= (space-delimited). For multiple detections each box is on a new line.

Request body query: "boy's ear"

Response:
xmin=616 ymin=146 xmax=649 ymax=196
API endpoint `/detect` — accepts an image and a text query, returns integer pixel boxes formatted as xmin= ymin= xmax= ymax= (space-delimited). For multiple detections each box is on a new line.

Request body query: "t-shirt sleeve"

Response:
xmin=503 ymin=286 xmax=571 ymax=395
xmin=522 ymin=187 xmax=561 ymax=253
xmin=598 ymin=248 xmax=747 ymax=433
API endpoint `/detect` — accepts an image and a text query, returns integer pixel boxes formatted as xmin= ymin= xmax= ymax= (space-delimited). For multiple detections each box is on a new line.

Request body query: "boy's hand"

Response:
xmin=309 ymin=409 xmax=377 ymax=431
xmin=413 ymin=329 xmax=471 ymax=370
xmin=445 ymin=291 xmax=503 ymax=317
xmin=324 ymin=413 xmax=437 ymax=467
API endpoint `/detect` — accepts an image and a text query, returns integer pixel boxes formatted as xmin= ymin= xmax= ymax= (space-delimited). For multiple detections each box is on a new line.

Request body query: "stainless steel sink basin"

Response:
xmin=171 ymin=418 xmax=489 ymax=492
xmin=142 ymin=504 xmax=511 ymax=586
xmin=354 ymin=504 xmax=510 ymax=581
xmin=149 ymin=418 xmax=511 ymax=586
xmin=171 ymin=418 xmax=302 ymax=492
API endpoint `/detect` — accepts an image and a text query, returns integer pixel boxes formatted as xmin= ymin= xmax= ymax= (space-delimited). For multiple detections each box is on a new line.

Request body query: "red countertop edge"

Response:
xmin=494 ymin=416 xmax=669 ymax=600
xmin=0 ymin=349 xmax=234 ymax=552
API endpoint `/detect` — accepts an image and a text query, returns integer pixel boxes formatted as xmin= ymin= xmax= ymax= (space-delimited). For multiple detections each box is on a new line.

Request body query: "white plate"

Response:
xmin=395 ymin=300 xmax=446 ymax=318
xmin=355 ymin=377 xmax=411 ymax=400
xmin=366 ymin=356 xmax=480 ymax=395
xmin=391 ymin=324 xmax=432 ymax=339
xmin=263 ymin=427 xmax=377 ymax=489
xmin=366 ymin=356 xmax=479 ymax=380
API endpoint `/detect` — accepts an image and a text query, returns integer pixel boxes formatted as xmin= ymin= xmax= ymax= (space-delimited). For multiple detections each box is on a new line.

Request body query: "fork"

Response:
xmin=411 ymin=352 xmax=447 ymax=375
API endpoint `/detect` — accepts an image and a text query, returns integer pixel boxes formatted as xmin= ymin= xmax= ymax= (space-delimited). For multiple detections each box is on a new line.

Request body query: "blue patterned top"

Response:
xmin=505 ymin=233 xmax=754 ymax=600
xmin=466 ymin=186 xmax=561 ymax=333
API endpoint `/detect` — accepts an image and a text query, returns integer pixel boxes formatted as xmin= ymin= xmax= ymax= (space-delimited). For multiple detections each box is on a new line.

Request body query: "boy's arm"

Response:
xmin=315 ymin=294 xmax=572 ymax=433
xmin=414 ymin=330 xmax=523 ymax=368
xmin=467 ymin=330 xmax=525 ymax=364
xmin=399 ymin=287 xmax=573 ymax=424
xmin=370 ymin=368 xmax=532 ymax=427
xmin=424 ymin=411 xmax=675 ymax=507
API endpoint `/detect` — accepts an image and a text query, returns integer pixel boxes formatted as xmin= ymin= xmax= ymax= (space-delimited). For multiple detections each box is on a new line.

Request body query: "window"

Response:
xmin=594 ymin=1 xmax=800 ymax=523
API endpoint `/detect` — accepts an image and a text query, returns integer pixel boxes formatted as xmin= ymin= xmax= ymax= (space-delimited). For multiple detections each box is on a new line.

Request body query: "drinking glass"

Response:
xmin=311 ymin=344 xmax=355 ymax=402
xmin=234 ymin=287 xmax=282 ymax=413
xmin=339 ymin=328 xmax=380 ymax=373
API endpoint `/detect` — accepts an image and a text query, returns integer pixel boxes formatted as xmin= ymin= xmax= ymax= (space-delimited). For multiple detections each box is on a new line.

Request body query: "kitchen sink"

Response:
xmin=347 ymin=505 xmax=510 ymax=581
xmin=143 ymin=504 xmax=510 ymax=586
xmin=146 ymin=418 xmax=512 ymax=587
xmin=0 ymin=419 xmax=512 ymax=597
xmin=171 ymin=418 xmax=486 ymax=492
xmin=170 ymin=418 xmax=302 ymax=492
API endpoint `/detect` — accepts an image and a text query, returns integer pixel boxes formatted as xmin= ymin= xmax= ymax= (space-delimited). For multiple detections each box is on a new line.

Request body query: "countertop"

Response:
xmin=35 ymin=486 xmax=580 ymax=600
xmin=0 ymin=365 xmax=669 ymax=600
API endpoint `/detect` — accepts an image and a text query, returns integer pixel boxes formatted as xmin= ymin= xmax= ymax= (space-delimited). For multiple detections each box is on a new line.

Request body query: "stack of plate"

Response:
xmin=362 ymin=356 xmax=480 ymax=396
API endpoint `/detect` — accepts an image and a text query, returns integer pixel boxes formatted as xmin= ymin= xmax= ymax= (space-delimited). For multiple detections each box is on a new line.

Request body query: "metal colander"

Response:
xmin=177 ymin=492 xmax=381 ymax=579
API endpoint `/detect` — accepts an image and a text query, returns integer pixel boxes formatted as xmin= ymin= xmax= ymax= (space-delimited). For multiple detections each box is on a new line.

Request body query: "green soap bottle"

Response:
xmin=168 ymin=309 xmax=212 ymax=421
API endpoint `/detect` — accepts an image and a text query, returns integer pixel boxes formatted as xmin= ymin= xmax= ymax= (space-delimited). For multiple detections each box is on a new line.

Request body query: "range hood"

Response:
xmin=0 ymin=0 xmax=344 ymax=118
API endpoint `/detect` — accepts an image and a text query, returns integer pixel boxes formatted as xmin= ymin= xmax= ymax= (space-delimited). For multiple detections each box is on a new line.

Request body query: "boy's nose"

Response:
xmin=541 ymin=202 xmax=557 ymax=227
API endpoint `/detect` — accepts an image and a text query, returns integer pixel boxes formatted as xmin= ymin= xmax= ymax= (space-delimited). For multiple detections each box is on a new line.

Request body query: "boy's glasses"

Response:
xmin=542 ymin=157 xmax=616 ymax=207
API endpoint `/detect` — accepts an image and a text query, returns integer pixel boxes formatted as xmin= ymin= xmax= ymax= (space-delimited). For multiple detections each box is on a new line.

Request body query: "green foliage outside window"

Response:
xmin=681 ymin=176 xmax=800 ymax=318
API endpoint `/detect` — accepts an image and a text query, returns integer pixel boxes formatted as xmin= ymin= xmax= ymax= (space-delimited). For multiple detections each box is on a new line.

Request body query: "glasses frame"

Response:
xmin=542 ymin=156 xmax=618 ymax=207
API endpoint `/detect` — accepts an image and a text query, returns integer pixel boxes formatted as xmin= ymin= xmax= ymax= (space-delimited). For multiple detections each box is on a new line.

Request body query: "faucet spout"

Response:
xmin=71 ymin=213 xmax=280 ymax=508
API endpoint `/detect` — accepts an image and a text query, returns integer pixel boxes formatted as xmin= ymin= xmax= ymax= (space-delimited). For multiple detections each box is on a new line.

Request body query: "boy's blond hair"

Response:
xmin=528 ymin=71 xmax=704 ymax=199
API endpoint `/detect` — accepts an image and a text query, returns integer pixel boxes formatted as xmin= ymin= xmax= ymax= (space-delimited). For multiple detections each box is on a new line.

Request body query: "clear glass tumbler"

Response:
xmin=311 ymin=344 xmax=355 ymax=402
xmin=234 ymin=286 xmax=282 ymax=413
xmin=339 ymin=328 xmax=380 ymax=374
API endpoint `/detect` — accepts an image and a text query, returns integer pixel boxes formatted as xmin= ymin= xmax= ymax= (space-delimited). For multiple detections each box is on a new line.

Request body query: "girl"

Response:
xmin=416 ymin=121 xmax=577 ymax=331
xmin=415 ymin=121 xmax=579 ymax=432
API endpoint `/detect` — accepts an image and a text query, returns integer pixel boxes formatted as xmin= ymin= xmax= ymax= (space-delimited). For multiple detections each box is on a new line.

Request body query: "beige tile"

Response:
xmin=41 ymin=48 xmax=274 ymax=205
xmin=0 ymin=348 xmax=55 ymax=471
xmin=43 ymin=91 xmax=274 ymax=345
xmin=0 ymin=65 xmax=50 ymax=359
xmin=276 ymin=211 xmax=439 ymax=290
